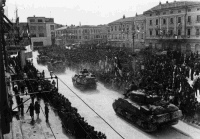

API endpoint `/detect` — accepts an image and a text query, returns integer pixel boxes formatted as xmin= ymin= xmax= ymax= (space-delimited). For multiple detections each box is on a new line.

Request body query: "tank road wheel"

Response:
xmin=170 ymin=119 xmax=179 ymax=125
xmin=146 ymin=123 xmax=157 ymax=132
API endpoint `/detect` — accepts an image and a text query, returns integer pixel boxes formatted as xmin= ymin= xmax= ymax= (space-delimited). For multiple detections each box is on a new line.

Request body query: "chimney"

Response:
xmin=136 ymin=13 xmax=138 ymax=16
xmin=123 ymin=15 xmax=125 ymax=19
xmin=159 ymin=2 xmax=161 ymax=5
xmin=166 ymin=1 xmax=168 ymax=4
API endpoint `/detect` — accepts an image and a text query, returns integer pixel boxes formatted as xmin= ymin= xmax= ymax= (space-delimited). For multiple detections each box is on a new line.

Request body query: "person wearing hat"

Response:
xmin=45 ymin=103 xmax=49 ymax=122
xmin=123 ymin=81 xmax=138 ymax=98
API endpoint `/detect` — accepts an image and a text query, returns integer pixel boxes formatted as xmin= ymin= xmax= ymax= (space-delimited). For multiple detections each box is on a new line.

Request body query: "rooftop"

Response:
xmin=144 ymin=1 xmax=200 ymax=13
xmin=109 ymin=16 xmax=134 ymax=24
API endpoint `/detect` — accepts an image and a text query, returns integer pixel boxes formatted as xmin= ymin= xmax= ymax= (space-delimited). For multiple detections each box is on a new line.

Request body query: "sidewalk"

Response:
xmin=18 ymin=94 xmax=74 ymax=139
xmin=4 ymin=93 xmax=75 ymax=139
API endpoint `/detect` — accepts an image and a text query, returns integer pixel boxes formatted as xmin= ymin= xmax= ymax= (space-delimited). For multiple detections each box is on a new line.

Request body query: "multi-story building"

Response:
xmin=108 ymin=15 xmax=145 ymax=51
xmin=55 ymin=26 xmax=68 ymax=46
xmin=108 ymin=15 xmax=134 ymax=48
xmin=55 ymin=24 xmax=108 ymax=46
xmin=143 ymin=1 xmax=200 ymax=53
xmin=134 ymin=14 xmax=146 ymax=50
xmin=27 ymin=16 xmax=56 ymax=47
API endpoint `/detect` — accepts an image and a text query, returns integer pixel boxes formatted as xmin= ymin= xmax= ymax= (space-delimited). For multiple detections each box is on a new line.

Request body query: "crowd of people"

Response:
xmin=38 ymin=45 xmax=200 ymax=121
xmin=8 ymin=54 xmax=106 ymax=138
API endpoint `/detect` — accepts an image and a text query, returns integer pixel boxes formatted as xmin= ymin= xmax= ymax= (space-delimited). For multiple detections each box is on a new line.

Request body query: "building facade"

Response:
xmin=108 ymin=15 xmax=134 ymax=48
xmin=107 ymin=15 xmax=145 ymax=51
xmin=143 ymin=1 xmax=200 ymax=53
xmin=55 ymin=25 xmax=108 ymax=46
xmin=27 ymin=16 xmax=56 ymax=47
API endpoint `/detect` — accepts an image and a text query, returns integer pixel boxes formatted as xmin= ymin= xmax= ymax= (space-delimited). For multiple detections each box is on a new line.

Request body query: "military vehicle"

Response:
xmin=37 ymin=55 xmax=50 ymax=65
xmin=113 ymin=90 xmax=182 ymax=132
xmin=47 ymin=61 xmax=66 ymax=73
xmin=72 ymin=69 xmax=97 ymax=90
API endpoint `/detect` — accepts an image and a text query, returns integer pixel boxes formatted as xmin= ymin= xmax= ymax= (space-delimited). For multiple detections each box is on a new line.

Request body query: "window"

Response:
xmin=39 ymin=33 xmax=44 ymax=37
xmin=197 ymin=15 xmax=200 ymax=22
xmin=178 ymin=17 xmax=181 ymax=23
xmin=126 ymin=25 xmax=129 ymax=31
xmin=38 ymin=26 xmax=44 ymax=31
xmin=163 ymin=19 xmax=166 ymax=25
xmin=197 ymin=8 xmax=200 ymax=11
xmin=30 ymin=26 xmax=36 ymax=30
xmin=187 ymin=29 xmax=191 ymax=36
xmin=178 ymin=10 xmax=181 ymax=13
xmin=51 ymin=32 xmax=55 ymax=37
xmin=188 ymin=9 xmax=191 ymax=12
xmin=150 ymin=30 xmax=152 ymax=36
xmin=150 ymin=14 xmax=152 ymax=16
xmin=31 ymin=33 xmax=36 ymax=37
xmin=178 ymin=29 xmax=181 ymax=35
xmin=33 ymin=42 xmax=43 ymax=46
xmin=156 ymin=30 xmax=159 ymax=36
xmin=170 ymin=10 xmax=173 ymax=14
xmin=163 ymin=12 xmax=166 ymax=15
xmin=30 ymin=19 xmax=35 ymax=22
xmin=163 ymin=30 xmax=166 ymax=35
xmin=150 ymin=20 xmax=152 ymax=26
xmin=38 ymin=19 xmax=43 ymax=22
xmin=196 ymin=29 xmax=200 ymax=35
xmin=141 ymin=34 xmax=143 ymax=39
xmin=156 ymin=19 xmax=158 ymax=25
xmin=169 ymin=30 xmax=173 ymax=35
xmin=115 ymin=26 xmax=117 ymax=31
xmin=170 ymin=18 xmax=174 ymax=24
xmin=111 ymin=26 xmax=113 ymax=31
xmin=188 ymin=16 xmax=191 ymax=23
xmin=50 ymin=25 xmax=54 ymax=30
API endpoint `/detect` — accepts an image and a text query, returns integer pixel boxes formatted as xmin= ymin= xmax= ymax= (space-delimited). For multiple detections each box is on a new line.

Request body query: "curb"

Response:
xmin=180 ymin=118 xmax=200 ymax=130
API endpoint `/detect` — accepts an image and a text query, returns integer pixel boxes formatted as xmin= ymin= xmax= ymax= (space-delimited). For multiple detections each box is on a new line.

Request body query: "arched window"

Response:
xmin=186 ymin=44 xmax=191 ymax=52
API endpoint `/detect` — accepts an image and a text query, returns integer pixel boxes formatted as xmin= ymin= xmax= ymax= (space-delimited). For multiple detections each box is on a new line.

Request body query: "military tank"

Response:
xmin=37 ymin=55 xmax=50 ymax=65
xmin=72 ymin=69 xmax=97 ymax=90
xmin=47 ymin=61 xmax=66 ymax=73
xmin=113 ymin=90 xmax=182 ymax=132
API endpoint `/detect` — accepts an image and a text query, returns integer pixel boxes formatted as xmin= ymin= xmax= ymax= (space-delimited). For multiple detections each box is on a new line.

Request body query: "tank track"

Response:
xmin=113 ymin=105 xmax=158 ymax=132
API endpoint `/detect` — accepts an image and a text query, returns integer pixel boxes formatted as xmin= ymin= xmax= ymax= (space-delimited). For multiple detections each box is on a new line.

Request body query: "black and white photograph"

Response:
xmin=1 ymin=0 xmax=200 ymax=138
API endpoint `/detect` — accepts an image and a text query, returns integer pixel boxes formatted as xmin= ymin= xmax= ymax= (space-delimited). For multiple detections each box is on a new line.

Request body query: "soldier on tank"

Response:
xmin=123 ymin=81 xmax=138 ymax=98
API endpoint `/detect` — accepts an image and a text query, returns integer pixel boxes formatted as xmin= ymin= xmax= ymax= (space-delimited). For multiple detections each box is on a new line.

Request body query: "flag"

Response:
xmin=114 ymin=56 xmax=123 ymax=77
xmin=136 ymin=25 xmax=140 ymax=32
xmin=25 ymin=23 xmax=32 ymax=46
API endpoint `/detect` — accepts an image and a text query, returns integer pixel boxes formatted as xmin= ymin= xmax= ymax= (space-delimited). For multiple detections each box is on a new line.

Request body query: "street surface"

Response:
xmin=33 ymin=51 xmax=200 ymax=139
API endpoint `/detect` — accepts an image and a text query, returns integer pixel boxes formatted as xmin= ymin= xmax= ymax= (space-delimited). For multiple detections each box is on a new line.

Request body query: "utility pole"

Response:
xmin=132 ymin=32 xmax=135 ymax=53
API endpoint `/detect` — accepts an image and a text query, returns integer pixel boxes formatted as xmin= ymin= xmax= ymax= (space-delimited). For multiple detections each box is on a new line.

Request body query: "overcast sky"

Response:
xmin=5 ymin=0 xmax=194 ymax=25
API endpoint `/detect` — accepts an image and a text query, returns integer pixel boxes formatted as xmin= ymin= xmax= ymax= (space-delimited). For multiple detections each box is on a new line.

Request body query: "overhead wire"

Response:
xmin=55 ymin=74 xmax=125 ymax=139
